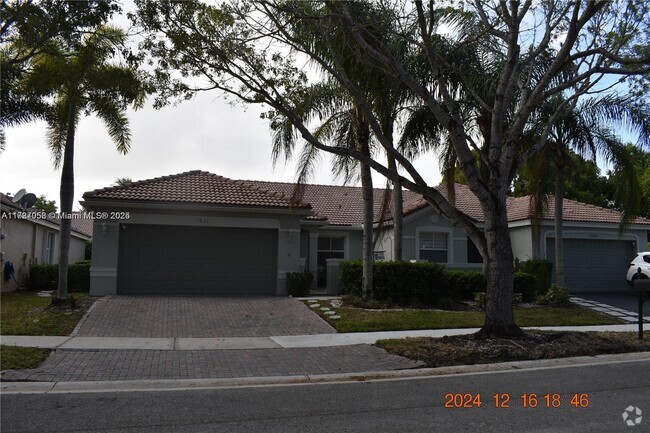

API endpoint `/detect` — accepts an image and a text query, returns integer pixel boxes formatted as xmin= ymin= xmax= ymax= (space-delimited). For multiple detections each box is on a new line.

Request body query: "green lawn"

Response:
xmin=0 ymin=345 xmax=50 ymax=370
xmin=309 ymin=301 xmax=622 ymax=333
xmin=1 ymin=292 xmax=92 ymax=336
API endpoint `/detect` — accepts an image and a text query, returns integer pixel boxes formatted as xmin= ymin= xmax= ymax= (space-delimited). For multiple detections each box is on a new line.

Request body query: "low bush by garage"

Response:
xmin=28 ymin=261 xmax=91 ymax=292
xmin=286 ymin=271 xmax=313 ymax=297
xmin=517 ymin=259 xmax=553 ymax=294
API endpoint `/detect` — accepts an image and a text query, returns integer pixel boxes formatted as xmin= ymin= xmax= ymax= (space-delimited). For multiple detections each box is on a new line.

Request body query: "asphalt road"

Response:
xmin=2 ymin=359 xmax=649 ymax=433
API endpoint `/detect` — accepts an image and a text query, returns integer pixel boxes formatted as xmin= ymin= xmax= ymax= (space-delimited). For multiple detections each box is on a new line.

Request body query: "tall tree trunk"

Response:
xmin=56 ymin=101 xmax=76 ymax=303
xmin=356 ymin=106 xmax=373 ymax=299
xmin=554 ymin=148 xmax=566 ymax=286
xmin=387 ymin=155 xmax=403 ymax=261
xmin=479 ymin=192 xmax=522 ymax=337
xmin=360 ymin=159 xmax=374 ymax=299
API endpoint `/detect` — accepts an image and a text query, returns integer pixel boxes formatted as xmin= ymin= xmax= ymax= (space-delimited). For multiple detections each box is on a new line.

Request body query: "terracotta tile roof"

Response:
xmin=70 ymin=213 xmax=94 ymax=237
xmin=0 ymin=194 xmax=93 ymax=238
xmin=246 ymin=181 xmax=394 ymax=225
xmin=508 ymin=195 xmax=650 ymax=225
xmin=82 ymin=171 xmax=311 ymax=210
xmin=400 ymin=183 xmax=650 ymax=225
xmin=82 ymin=173 xmax=650 ymax=227
xmin=401 ymin=183 xmax=487 ymax=222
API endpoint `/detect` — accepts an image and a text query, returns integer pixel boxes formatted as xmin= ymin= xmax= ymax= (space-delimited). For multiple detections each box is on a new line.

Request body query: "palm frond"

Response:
xmin=46 ymin=98 xmax=75 ymax=169
xmin=87 ymin=96 xmax=131 ymax=154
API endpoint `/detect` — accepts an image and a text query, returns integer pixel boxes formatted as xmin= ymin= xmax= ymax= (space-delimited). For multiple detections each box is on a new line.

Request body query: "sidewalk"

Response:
xmin=2 ymin=323 xmax=646 ymax=350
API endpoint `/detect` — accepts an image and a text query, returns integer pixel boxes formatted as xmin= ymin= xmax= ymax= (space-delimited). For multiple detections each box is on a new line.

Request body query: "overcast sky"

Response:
xmin=0 ymin=2 xmax=447 ymax=210
xmin=1 ymin=91 xmax=443 ymax=210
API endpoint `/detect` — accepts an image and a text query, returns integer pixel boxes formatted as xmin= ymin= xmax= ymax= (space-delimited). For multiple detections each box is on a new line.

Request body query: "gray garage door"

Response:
xmin=117 ymin=224 xmax=277 ymax=295
xmin=546 ymin=238 xmax=635 ymax=292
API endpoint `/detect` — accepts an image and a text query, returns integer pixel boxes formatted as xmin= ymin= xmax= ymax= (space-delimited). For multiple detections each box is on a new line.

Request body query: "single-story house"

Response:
xmin=0 ymin=193 xmax=93 ymax=292
xmin=82 ymin=170 xmax=650 ymax=296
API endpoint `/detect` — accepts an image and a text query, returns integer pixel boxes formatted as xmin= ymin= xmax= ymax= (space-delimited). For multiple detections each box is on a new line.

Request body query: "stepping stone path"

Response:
xmin=324 ymin=311 xmax=336 ymax=316
xmin=319 ymin=307 xmax=330 ymax=311
xmin=570 ymin=296 xmax=649 ymax=324
xmin=309 ymin=304 xmax=321 ymax=309
xmin=328 ymin=315 xmax=341 ymax=320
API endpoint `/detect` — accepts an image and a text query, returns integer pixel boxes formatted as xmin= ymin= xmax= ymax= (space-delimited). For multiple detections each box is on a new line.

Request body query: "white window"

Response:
xmin=43 ymin=231 xmax=55 ymax=264
xmin=317 ymin=236 xmax=345 ymax=266
xmin=418 ymin=231 xmax=448 ymax=263
xmin=316 ymin=235 xmax=346 ymax=286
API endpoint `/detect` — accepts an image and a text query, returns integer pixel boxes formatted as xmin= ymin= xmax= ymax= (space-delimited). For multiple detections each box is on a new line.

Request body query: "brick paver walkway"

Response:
xmin=76 ymin=296 xmax=335 ymax=337
xmin=2 ymin=346 xmax=423 ymax=382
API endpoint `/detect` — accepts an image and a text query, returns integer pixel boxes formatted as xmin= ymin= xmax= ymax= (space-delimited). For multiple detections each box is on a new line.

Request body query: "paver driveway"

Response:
xmin=2 ymin=345 xmax=423 ymax=382
xmin=75 ymin=296 xmax=335 ymax=338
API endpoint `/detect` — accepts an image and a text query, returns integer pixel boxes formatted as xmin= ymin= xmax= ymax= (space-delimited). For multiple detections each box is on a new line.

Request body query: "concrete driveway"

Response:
xmin=75 ymin=296 xmax=336 ymax=338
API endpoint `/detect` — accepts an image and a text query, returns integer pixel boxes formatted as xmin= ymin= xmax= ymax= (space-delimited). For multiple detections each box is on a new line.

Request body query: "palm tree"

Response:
xmin=114 ymin=177 xmax=133 ymax=187
xmin=523 ymin=95 xmax=650 ymax=285
xmin=16 ymin=26 xmax=146 ymax=303
xmin=271 ymin=80 xmax=377 ymax=298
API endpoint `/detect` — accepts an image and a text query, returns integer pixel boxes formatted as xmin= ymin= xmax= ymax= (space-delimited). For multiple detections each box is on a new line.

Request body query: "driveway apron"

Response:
xmin=74 ymin=296 xmax=336 ymax=338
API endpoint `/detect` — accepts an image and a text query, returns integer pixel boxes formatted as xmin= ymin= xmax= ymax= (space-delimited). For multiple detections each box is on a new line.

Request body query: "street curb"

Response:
xmin=2 ymin=351 xmax=648 ymax=395
xmin=69 ymin=296 xmax=103 ymax=337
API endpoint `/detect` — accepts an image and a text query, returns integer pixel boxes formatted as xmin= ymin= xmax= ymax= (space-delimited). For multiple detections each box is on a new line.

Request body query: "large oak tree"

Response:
xmin=134 ymin=0 xmax=650 ymax=336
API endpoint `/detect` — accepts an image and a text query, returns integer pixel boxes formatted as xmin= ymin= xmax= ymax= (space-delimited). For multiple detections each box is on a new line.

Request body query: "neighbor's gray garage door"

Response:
xmin=117 ymin=224 xmax=277 ymax=295
xmin=546 ymin=238 xmax=635 ymax=292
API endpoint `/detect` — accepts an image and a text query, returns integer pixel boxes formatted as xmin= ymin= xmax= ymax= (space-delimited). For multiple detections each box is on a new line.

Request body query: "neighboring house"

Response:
xmin=0 ymin=194 xmax=93 ymax=292
xmin=82 ymin=170 xmax=650 ymax=297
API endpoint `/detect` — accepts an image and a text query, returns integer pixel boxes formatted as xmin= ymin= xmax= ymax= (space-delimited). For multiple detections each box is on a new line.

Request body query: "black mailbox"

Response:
xmin=632 ymin=278 xmax=650 ymax=339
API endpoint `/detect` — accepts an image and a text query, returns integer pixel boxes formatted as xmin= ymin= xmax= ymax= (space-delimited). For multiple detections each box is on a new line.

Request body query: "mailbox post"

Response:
xmin=632 ymin=278 xmax=650 ymax=339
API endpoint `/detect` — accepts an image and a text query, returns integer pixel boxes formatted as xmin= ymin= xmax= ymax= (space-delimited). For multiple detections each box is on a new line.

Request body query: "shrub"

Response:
xmin=513 ymin=271 xmax=539 ymax=302
xmin=286 ymin=271 xmax=313 ymax=297
xmin=521 ymin=259 xmax=553 ymax=293
xmin=339 ymin=260 xmax=363 ymax=295
xmin=473 ymin=291 xmax=522 ymax=309
xmin=29 ymin=262 xmax=90 ymax=292
xmin=28 ymin=264 xmax=58 ymax=291
xmin=537 ymin=284 xmax=571 ymax=306
xmin=473 ymin=292 xmax=487 ymax=308
xmin=341 ymin=294 xmax=391 ymax=309
xmin=337 ymin=260 xmax=446 ymax=305
xmin=444 ymin=271 xmax=486 ymax=300
xmin=373 ymin=261 xmax=446 ymax=304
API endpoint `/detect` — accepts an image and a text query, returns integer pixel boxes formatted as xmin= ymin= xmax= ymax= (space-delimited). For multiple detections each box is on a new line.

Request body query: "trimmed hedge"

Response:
xmin=513 ymin=271 xmax=539 ymax=302
xmin=29 ymin=264 xmax=58 ymax=291
xmin=339 ymin=260 xmax=446 ymax=304
xmin=29 ymin=261 xmax=91 ymax=292
xmin=338 ymin=261 xmax=540 ymax=305
xmin=339 ymin=260 xmax=364 ymax=295
xmin=444 ymin=271 xmax=486 ymax=299
xmin=474 ymin=291 xmax=523 ymax=308
xmin=520 ymin=259 xmax=552 ymax=293
xmin=286 ymin=271 xmax=313 ymax=297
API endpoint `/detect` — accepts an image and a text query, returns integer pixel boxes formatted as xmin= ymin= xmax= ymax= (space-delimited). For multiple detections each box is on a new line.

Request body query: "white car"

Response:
xmin=627 ymin=252 xmax=650 ymax=285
